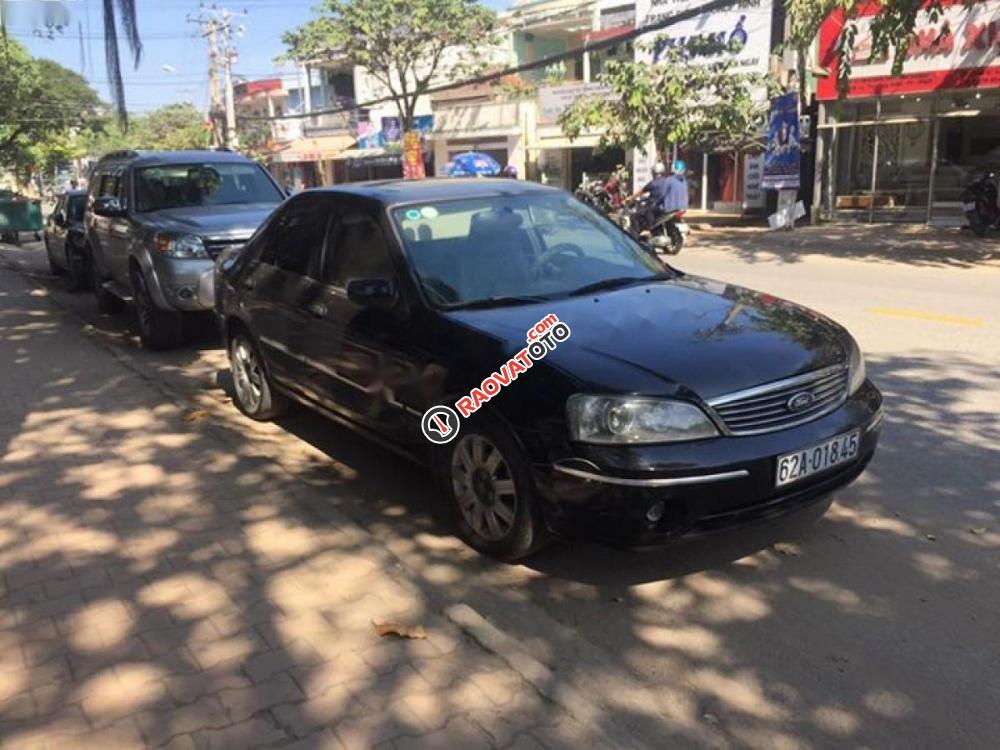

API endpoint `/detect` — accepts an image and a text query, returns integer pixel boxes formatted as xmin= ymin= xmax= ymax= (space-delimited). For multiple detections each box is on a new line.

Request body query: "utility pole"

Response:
xmin=189 ymin=5 xmax=246 ymax=150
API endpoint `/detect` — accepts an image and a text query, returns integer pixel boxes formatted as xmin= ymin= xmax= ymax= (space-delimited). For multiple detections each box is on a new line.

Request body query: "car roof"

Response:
xmin=306 ymin=178 xmax=564 ymax=206
xmin=94 ymin=149 xmax=258 ymax=169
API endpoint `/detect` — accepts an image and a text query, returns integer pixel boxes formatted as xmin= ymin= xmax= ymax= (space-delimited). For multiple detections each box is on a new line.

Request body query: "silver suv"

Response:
xmin=85 ymin=150 xmax=285 ymax=349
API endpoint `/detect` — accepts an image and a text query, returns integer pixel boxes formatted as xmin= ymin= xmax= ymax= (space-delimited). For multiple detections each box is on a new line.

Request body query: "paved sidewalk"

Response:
xmin=0 ymin=264 xmax=613 ymax=748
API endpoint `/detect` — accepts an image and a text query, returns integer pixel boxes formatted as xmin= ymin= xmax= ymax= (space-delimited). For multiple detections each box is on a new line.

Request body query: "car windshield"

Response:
xmin=134 ymin=163 xmax=283 ymax=213
xmin=66 ymin=195 xmax=86 ymax=221
xmin=391 ymin=193 xmax=668 ymax=307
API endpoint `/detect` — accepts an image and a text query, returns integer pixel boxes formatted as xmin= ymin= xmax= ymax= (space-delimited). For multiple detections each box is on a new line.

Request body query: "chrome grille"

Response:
xmin=708 ymin=365 xmax=849 ymax=436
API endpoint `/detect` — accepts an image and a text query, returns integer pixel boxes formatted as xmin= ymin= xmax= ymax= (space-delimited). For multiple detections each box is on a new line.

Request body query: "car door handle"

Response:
xmin=308 ymin=302 xmax=328 ymax=318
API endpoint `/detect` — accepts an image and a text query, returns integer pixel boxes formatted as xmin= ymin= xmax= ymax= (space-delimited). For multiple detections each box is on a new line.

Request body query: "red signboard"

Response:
xmin=402 ymin=131 xmax=426 ymax=180
xmin=817 ymin=0 xmax=1000 ymax=100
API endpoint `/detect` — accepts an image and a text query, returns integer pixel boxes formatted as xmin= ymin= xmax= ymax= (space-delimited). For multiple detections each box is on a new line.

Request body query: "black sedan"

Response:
xmin=214 ymin=180 xmax=882 ymax=560
xmin=44 ymin=189 xmax=90 ymax=290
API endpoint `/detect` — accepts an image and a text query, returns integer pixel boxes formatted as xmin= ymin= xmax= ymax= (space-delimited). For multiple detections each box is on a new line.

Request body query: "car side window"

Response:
xmin=98 ymin=174 xmax=120 ymax=199
xmin=258 ymin=197 xmax=329 ymax=276
xmin=323 ymin=212 xmax=395 ymax=288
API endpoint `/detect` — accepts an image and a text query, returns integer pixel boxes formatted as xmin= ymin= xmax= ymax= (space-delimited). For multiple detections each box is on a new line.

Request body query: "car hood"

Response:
xmin=444 ymin=275 xmax=848 ymax=401
xmin=143 ymin=203 xmax=278 ymax=237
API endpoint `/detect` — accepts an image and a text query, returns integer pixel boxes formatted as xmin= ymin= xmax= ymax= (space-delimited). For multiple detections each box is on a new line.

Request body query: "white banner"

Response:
xmin=634 ymin=0 xmax=773 ymax=75
xmin=537 ymin=83 xmax=615 ymax=126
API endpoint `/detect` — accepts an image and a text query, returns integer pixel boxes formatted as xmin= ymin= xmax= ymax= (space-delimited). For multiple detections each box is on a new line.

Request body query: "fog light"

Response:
xmin=645 ymin=501 xmax=666 ymax=523
xmin=175 ymin=286 xmax=195 ymax=300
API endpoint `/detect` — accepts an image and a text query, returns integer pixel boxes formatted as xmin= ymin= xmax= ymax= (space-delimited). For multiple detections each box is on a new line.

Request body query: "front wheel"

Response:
xmin=434 ymin=418 xmax=548 ymax=561
xmin=229 ymin=331 xmax=287 ymax=421
xmin=132 ymin=268 xmax=183 ymax=350
xmin=966 ymin=210 xmax=987 ymax=238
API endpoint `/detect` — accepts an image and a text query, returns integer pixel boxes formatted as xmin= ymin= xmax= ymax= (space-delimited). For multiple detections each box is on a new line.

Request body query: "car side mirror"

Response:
xmin=346 ymin=277 xmax=395 ymax=306
xmin=93 ymin=196 xmax=124 ymax=217
xmin=52 ymin=211 xmax=66 ymax=227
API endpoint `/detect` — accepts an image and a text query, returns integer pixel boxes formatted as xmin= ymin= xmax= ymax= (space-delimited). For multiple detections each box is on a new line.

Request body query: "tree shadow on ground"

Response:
xmin=695 ymin=224 xmax=1000 ymax=269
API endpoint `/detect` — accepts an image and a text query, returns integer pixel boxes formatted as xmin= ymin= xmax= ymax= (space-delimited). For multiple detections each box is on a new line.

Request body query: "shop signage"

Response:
xmin=761 ymin=93 xmax=801 ymax=190
xmin=743 ymin=153 xmax=765 ymax=208
xmin=538 ymin=83 xmax=614 ymax=125
xmin=634 ymin=0 xmax=773 ymax=75
xmin=817 ymin=0 xmax=1000 ymax=100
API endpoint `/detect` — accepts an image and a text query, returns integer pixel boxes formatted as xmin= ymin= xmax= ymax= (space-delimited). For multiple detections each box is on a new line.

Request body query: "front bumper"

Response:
xmin=534 ymin=381 xmax=883 ymax=546
xmin=147 ymin=256 xmax=216 ymax=312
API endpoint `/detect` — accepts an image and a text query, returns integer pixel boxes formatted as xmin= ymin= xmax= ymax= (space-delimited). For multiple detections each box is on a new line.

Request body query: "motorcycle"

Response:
xmin=620 ymin=195 xmax=687 ymax=255
xmin=961 ymin=172 xmax=1000 ymax=237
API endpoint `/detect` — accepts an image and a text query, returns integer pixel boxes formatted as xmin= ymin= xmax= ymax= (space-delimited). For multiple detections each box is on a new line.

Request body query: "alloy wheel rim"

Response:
xmin=231 ymin=338 xmax=264 ymax=412
xmin=451 ymin=435 xmax=518 ymax=542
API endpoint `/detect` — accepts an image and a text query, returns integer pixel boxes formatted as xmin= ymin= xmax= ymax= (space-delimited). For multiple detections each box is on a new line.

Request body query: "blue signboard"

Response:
xmin=762 ymin=93 xmax=800 ymax=190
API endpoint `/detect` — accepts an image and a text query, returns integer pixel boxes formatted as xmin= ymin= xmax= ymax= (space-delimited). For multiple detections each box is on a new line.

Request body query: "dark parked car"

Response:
xmin=45 ymin=189 xmax=90 ymax=289
xmin=85 ymin=150 xmax=285 ymax=349
xmin=215 ymin=180 xmax=882 ymax=560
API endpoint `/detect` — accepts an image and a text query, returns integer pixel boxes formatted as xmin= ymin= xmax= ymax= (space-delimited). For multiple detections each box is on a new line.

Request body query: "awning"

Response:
xmin=526 ymin=135 xmax=601 ymax=151
xmin=271 ymin=134 xmax=354 ymax=164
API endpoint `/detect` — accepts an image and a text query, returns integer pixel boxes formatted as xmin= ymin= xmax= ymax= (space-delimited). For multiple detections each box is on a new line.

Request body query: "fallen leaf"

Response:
xmin=772 ymin=542 xmax=801 ymax=556
xmin=182 ymin=409 xmax=208 ymax=423
xmin=925 ymin=534 xmax=937 ymax=542
xmin=970 ymin=527 xmax=987 ymax=536
xmin=372 ymin=621 xmax=427 ymax=640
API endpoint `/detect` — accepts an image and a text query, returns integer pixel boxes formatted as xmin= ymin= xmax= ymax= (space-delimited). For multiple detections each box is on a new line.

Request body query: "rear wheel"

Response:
xmin=434 ymin=417 xmax=548 ymax=561
xmin=45 ymin=238 xmax=65 ymax=276
xmin=229 ymin=331 xmax=287 ymax=421
xmin=66 ymin=243 xmax=90 ymax=291
xmin=131 ymin=267 xmax=183 ymax=350
xmin=665 ymin=222 xmax=684 ymax=255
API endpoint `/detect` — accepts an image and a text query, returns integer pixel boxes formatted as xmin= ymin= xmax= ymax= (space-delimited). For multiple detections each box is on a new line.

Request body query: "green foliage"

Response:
xmin=558 ymin=47 xmax=777 ymax=157
xmin=0 ymin=40 xmax=104 ymax=179
xmin=281 ymin=0 xmax=497 ymax=128
xmin=83 ymin=103 xmax=212 ymax=157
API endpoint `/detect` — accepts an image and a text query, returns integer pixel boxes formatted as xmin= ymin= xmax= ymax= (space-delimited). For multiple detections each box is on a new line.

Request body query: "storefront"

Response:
xmin=429 ymin=100 xmax=526 ymax=177
xmin=269 ymin=134 xmax=354 ymax=189
xmin=631 ymin=0 xmax=776 ymax=213
xmin=815 ymin=0 xmax=1000 ymax=222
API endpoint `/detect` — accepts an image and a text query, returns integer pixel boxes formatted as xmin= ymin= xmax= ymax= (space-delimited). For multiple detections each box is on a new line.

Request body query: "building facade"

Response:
xmin=813 ymin=0 xmax=1000 ymax=223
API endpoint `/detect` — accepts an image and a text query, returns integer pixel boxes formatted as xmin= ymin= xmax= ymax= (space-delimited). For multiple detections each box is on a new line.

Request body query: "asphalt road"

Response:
xmin=3 ymin=226 xmax=998 ymax=749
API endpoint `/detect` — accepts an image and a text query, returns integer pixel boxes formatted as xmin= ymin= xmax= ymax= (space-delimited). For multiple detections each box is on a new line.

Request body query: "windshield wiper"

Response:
xmin=563 ymin=274 xmax=669 ymax=297
xmin=442 ymin=295 xmax=547 ymax=311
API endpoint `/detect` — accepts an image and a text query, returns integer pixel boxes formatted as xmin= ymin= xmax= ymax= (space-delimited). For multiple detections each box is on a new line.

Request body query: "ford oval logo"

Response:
xmin=787 ymin=391 xmax=815 ymax=412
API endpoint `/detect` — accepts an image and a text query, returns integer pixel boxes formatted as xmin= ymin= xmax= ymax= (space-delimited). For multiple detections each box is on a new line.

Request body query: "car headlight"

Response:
xmin=154 ymin=233 xmax=209 ymax=259
xmin=847 ymin=337 xmax=866 ymax=395
xmin=567 ymin=394 xmax=719 ymax=444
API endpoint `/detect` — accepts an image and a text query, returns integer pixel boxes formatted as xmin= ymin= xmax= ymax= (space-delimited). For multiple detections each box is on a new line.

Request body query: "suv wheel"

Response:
xmin=229 ymin=331 xmax=287 ymax=420
xmin=66 ymin=243 xmax=90 ymax=291
xmin=434 ymin=417 xmax=548 ymax=561
xmin=91 ymin=250 xmax=125 ymax=314
xmin=131 ymin=268 xmax=183 ymax=350
xmin=45 ymin=237 xmax=64 ymax=276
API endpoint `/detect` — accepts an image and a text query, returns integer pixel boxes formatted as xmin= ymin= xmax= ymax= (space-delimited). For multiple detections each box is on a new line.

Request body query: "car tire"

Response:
xmin=131 ymin=267 xmax=184 ymax=350
xmin=66 ymin=243 xmax=90 ymax=291
xmin=45 ymin=238 xmax=65 ymax=276
xmin=433 ymin=415 xmax=549 ymax=561
xmin=228 ymin=330 xmax=288 ymax=421
xmin=91 ymin=251 xmax=125 ymax=314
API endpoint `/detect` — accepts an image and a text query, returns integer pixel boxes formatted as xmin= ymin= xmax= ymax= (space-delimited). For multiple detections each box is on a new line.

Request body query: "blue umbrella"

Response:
xmin=446 ymin=151 xmax=502 ymax=177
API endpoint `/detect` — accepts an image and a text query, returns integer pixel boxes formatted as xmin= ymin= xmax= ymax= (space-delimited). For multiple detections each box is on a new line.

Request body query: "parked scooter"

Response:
xmin=962 ymin=172 xmax=1000 ymax=236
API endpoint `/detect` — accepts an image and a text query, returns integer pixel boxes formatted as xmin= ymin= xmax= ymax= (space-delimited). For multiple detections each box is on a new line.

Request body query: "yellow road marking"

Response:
xmin=867 ymin=307 xmax=984 ymax=327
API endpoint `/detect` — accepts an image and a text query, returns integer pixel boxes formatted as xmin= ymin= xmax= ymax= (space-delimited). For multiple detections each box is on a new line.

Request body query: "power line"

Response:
xmin=239 ymin=0 xmax=739 ymax=122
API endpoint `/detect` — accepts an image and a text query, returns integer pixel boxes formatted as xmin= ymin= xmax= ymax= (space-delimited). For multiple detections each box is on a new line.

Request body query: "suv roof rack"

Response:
xmin=98 ymin=149 xmax=143 ymax=162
